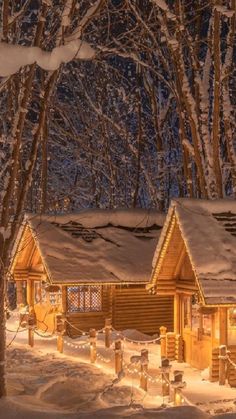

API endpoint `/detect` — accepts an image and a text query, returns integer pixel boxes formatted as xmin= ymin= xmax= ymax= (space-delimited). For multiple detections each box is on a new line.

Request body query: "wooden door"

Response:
xmin=180 ymin=294 xmax=192 ymax=363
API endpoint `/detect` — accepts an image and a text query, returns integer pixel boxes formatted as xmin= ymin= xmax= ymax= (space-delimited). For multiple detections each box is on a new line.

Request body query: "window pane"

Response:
xmin=67 ymin=286 xmax=102 ymax=313
xmin=67 ymin=287 xmax=80 ymax=312
xmin=202 ymin=314 xmax=211 ymax=336
xmin=34 ymin=281 xmax=41 ymax=304
xmin=229 ymin=308 xmax=236 ymax=327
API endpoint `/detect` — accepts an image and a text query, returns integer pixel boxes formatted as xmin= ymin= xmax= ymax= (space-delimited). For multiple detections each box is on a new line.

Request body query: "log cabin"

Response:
xmin=148 ymin=198 xmax=236 ymax=383
xmin=10 ymin=209 xmax=174 ymax=336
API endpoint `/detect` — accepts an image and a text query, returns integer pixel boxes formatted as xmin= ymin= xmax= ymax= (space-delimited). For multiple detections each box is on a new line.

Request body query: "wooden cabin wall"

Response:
xmin=34 ymin=303 xmax=58 ymax=333
xmin=113 ymin=285 xmax=174 ymax=334
xmin=65 ymin=284 xmax=174 ymax=336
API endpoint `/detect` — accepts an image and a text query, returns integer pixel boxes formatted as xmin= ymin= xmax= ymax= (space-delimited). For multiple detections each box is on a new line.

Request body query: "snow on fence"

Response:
xmin=7 ymin=310 xmax=188 ymax=406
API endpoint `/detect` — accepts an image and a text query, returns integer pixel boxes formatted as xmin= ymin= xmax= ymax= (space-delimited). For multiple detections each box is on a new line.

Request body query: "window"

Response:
xmin=34 ymin=281 xmax=41 ymax=304
xmin=191 ymin=303 xmax=200 ymax=331
xmin=34 ymin=281 xmax=47 ymax=304
xmin=229 ymin=308 xmax=236 ymax=327
xmin=202 ymin=314 xmax=211 ymax=336
xmin=183 ymin=296 xmax=191 ymax=328
xmin=67 ymin=286 xmax=102 ymax=313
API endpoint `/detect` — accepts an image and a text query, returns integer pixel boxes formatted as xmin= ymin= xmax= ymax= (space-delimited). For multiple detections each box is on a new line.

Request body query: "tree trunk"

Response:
xmin=0 ymin=266 xmax=6 ymax=397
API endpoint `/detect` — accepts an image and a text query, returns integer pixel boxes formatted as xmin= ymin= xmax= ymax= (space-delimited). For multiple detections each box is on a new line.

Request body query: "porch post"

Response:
xmin=15 ymin=281 xmax=24 ymax=306
xmin=219 ymin=307 xmax=228 ymax=346
xmin=27 ymin=278 xmax=34 ymax=307
xmin=61 ymin=286 xmax=67 ymax=315
xmin=174 ymin=294 xmax=180 ymax=334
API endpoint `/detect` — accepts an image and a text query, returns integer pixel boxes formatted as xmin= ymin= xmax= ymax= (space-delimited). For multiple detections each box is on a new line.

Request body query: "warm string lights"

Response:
xmin=123 ymin=362 xmax=162 ymax=384
xmin=7 ymin=313 xmax=189 ymax=406
xmin=96 ymin=351 xmax=113 ymax=364
xmin=64 ymin=338 xmax=90 ymax=350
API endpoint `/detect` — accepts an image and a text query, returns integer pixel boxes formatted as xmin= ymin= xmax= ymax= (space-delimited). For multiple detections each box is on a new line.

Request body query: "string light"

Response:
xmin=64 ymin=338 xmax=89 ymax=349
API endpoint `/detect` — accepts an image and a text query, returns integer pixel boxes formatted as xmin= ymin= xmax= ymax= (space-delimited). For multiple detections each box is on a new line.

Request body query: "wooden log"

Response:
xmin=219 ymin=345 xmax=227 ymax=385
xmin=16 ymin=281 xmax=24 ymax=306
xmin=27 ymin=279 xmax=33 ymax=307
xmin=89 ymin=328 xmax=97 ymax=363
xmin=160 ymin=326 xmax=167 ymax=358
xmin=57 ymin=335 xmax=64 ymax=353
xmin=114 ymin=339 xmax=123 ymax=375
xmin=166 ymin=332 xmax=176 ymax=360
xmin=61 ymin=286 xmax=67 ymax=315
xmin=219 ymin=307 xmax=228 ymax=346
xmin=160 ymin=358 xmax=171 ymax=399
xmin=210 ymin=347 xmax=220 ymax=382
xmin=28 ymin=328 xmax=34 ymax=347
xmin=175 ymin=334 xmax=183 ymax=362
xmin=105 ymin=318 xmax=112 ymax=348
xmin=28 ymin=309 xmax=36 ymax=348
xmin=140 ymin=349 xmax=148 ymax=392
xmin=56 ymin=314 xmax=65 ymax=353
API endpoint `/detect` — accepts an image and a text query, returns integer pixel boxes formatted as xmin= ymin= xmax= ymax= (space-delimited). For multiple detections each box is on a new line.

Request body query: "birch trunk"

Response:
xmin=0 ymin=263 xmax=6 ymax=397
xmin=212 ymin=1 xmax=223 ymax=197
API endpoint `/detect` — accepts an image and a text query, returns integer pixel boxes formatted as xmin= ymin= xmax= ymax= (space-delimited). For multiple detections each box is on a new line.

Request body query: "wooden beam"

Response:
xmin=173 ymin=243 xmax=186 ymax=279
xmin=174 ymin=294 xmax=180 ymax=334
xmin=27 ymin=279 xmax=34 ymax=307
xmin=16 ymin=281 xmax=24 ymax=306
xmin=219 ymin=307 xmax=228 ymax=346
xmin=61 ymin=286 xmax=67 ymax=315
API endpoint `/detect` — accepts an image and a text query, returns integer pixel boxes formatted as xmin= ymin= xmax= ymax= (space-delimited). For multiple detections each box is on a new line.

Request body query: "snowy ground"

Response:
xmin=2 ymin=315 xmax=236 ymax=418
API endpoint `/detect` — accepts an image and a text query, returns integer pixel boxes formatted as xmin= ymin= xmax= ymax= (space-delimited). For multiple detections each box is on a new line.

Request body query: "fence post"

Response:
xmin=219 ymin=345 xmax=227 ymax=385
xmin=56 ymin=313 xmax=65 ymax=353
xmin=160 ymin=358 xmax=171 ymax=400
xmin=175 ymin=334 xmax=184 ymax=362
xmin=28 ymin=308 xmax=36 ymax=347
xmin=105 ymin=318 xmax=112 ymax=348
xmin=89 ymin=328 xmax=97 ymax=363
xmin=160 ymin=326 xmax=167 ymax=358
xmin=140 ymin=349 xmax=149 ymax=391
xmin=114 ymin=339 xmax=123 ymax=374
xmin=171 ymin=370 xmax=186 ymax=406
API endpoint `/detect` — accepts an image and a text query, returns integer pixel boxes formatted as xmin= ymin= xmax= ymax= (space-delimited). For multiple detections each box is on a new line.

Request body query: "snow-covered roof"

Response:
xmin=24 ymin=209 xmax=164 ymax=284
xmin=152 ymin=198 xmax=236 ymax=305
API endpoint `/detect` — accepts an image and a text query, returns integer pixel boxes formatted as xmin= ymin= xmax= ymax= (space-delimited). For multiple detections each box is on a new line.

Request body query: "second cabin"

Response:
xmin=11 ymin=209 xmax=174 ymax=336
xmin=149 ymin=198 xmax=236 ymax=385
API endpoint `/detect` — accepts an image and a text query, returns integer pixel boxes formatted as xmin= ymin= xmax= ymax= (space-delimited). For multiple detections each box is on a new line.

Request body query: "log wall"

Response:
xmin=66 ymin=284 xmax=174 ymax=336
xmin=114 ymin=285 xmax=174 ymax=334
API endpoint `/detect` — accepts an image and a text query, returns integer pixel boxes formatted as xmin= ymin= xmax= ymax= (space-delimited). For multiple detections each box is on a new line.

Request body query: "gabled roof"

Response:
xmin=151 ymin=198 xmax=236 ymax=305
xmin=13 ymin=209 xmax=164 ymax=284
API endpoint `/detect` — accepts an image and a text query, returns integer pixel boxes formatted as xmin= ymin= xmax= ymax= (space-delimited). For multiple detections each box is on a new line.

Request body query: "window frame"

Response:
xmin=67 ymin=285 xmax=102 ymax=314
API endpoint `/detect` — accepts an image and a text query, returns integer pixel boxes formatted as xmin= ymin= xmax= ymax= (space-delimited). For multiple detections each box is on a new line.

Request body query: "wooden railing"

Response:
xmin=210 ymin=345 xmax=236 ymax=387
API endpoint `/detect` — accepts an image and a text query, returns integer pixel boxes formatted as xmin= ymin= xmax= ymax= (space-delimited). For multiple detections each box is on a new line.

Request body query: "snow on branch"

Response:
xmin=151 ymin=0 xmax=169 ymax=11
xmin=0 ymin=40 xmax=95 ymax=76
xmin=66 ymin=0 xmax=105 ymax=42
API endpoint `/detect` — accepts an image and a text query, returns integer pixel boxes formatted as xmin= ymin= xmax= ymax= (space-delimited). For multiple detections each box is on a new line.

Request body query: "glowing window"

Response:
xmin=202 ymin=314 xmax=211 ymax=336
xmin=183 ymin=296 xmax=191 ymax=328
xmin=67 ymin=286 xmax=102 ymax=313
xmin=229 ymin=308 xmax=236 ymax=327
xmin=34 ymin=281 xmax=41 ymax=304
